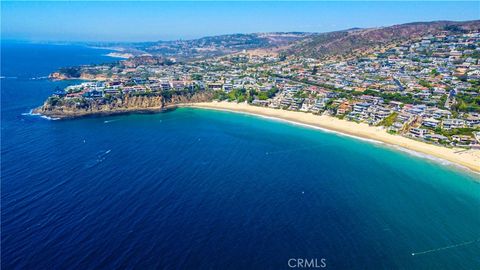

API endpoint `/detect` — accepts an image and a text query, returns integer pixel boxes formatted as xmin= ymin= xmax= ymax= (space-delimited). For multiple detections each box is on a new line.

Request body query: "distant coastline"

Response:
xmin=184 ymin=102 xmax=480 ymax=174
xmin=105 ymin=52 xmax=133 ymax=59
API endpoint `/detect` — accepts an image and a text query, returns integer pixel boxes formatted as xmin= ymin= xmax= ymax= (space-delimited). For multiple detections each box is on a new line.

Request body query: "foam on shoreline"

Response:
xmin=186 ymin=102 xmax=480 ymax=175
xmin=22 ymin=109 xmax=60 ymax=120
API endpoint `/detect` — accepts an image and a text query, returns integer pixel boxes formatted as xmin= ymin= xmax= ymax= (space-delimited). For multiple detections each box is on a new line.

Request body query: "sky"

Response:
xmin=1 ymin=1 xmax=479 ymax=42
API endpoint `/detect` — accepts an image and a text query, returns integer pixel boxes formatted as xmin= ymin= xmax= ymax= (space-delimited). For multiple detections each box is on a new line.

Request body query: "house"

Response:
xmin=337 ymin=101 xmax=351 ymax=115
xmin=409 ymin=128 xmax=429 ymax=138
xmin=104 ymin=88 xmax=120 ymax=95
xmin=223 ymin=84 xmax=233 ymax=93
xmin=53 ymin=87 xmax=66 ymax=97
xmin=474 ymin=131 xmax=480 ymax=144
xmin=424 ymin=133 xmax=449 ymax=142
xmin=465 ymin=116 xmax=480 ymax=128
xmin=252 ymin=100 xmax=270 ymax=107
xmin=371 ymin=106 xmax=391 ymax=122
xmin=451 ymin=135 xmax=475 ymax=145
xmin=422 ymin=118 xmax=440 ymax=128
xmin=83 ymin=90 xmax=103 ymax=99
xmin=389 ymin=101 xmax=403 ymax=111
xmin=432 ymin=109 xmax=452 ymax=119
xmin=207 ymin=83 xmax=223 ymax=90
xmin=170 ymin=81 xmax=186 ymax=90
xmin=160 ymin=81 xmax=171 ymax=91
xmin=353 ymin=102 xmax=371 ymax=113
xmin=442 ymin=119 xmax=465 ymax=130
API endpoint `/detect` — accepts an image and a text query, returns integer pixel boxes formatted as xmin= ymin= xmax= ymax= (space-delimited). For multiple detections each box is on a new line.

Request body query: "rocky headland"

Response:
xmin=33 ymin=91 xmax=214 ymax=119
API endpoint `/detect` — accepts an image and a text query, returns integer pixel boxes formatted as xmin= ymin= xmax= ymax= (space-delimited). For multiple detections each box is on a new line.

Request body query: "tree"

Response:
xmin=418 ymin=79 xmax=432 ymax=89
xmin=191 ymin=74 xmax=203 ymax=80
xmin=213 ymin=90 xmax=227 ymax=101
xmin=378 ymin=112 xmax=398 ymax=127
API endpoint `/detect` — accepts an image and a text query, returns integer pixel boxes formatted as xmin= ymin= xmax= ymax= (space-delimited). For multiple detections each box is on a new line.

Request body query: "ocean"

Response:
xmin=1 ymin=42 xmax=479 ymax=269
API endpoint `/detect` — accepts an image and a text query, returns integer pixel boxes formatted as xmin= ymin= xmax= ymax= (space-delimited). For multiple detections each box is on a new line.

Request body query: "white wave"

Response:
xmin=195 ymin=107 xmax=479 ymax=175
xmin=204 ymin=107 xmax=384 ymax=145
xmin=21 ymin=109 xmax=59 ymax=120
xmin=389 ymin=145 xmax=480 ymax=176
xmin=29 ymin=76 xmax=49 ymax=80
xmin=40 ymin=115 xmax=60 ymax=121
xmin=21 ymin=109 xmax=38 ymax=116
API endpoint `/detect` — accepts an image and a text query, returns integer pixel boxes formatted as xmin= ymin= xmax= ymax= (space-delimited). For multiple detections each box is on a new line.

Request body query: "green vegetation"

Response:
xmin=214 ymin=88 xmax=251 ymax=103
xmin=438 ymin=94 xmax=448 ymax=109
xmin=470 ymin=51 xmax=480 ymax=59
xmin=418 ymin=79 xmax=432 ymax=89
xmin=434 ymin=127 xmax=479 ymax=137
xmin=324 ymin=99 xmax=336 ymax=112
xmin=229 ymin=89 xmax=246 ymax=102
xmin=269 ymin=72 xmax=343 ymax=92
xmin=469 ymin=80 xmax=480 ymax=89
xmin=63 ymin=97 xmax=88 ymax=108
xmin=58 ymin=67 xmax=82 ymax=78
xmin=452 ymin=93 xmax=480 ymax=112
xmin=293 ymin=91 xmax=308 ymax=99
xmin=363 ymin=89 xmax=420 ymax=104
xmin=46 ymin=96 xmax=61 ymax=106
xmin=213 ymin=90 xmax=228 ymax=101
xmin=444 ymin=24 xmax=467 ymax=33
xmin=191 ymin=74 xmax=203 ymax=80
xmin=378 ymin=112 xmax=398 ymax=127
xmin=256 ymin=87 xmax=279 ymax=100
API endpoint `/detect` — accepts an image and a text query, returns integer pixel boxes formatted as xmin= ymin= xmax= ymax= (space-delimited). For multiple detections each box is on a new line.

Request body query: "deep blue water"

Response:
xmin=1 ymin=42 xmax=480 ymax=269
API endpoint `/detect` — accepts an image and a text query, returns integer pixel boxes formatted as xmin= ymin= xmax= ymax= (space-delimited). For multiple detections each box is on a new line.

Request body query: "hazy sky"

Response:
xmin=2 ymin=1 xmax=479 ymax=42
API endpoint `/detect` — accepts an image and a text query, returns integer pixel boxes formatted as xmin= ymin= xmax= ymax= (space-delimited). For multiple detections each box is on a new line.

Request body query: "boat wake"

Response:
xmin=29 ymin=76 xmax=49 ymax=80
xmin=0 ymin=76 xmax=18 ymax=80
xmin=104 ymin=119 xmax=119 ymax=124
xmin=411 ymin=238 xmax=480 ymax=256
xmin=85 ymin=150 xmax=112 ymax=168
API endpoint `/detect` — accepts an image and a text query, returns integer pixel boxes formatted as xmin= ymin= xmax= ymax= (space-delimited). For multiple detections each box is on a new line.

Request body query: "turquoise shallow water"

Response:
xmin=2 ymin=42 xmax=480 ymax=269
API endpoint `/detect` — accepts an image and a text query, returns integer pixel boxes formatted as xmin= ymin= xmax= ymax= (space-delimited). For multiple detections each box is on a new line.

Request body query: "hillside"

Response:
xmin=284 ymin=20 xmax=480 ymax=59
xmin=94 ymin=32 xmax=311 ymax=61
xmin=83 ymin=20 xmax=480 ymax=64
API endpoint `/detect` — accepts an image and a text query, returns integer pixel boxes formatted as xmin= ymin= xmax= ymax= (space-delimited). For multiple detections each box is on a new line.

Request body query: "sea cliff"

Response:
xmin=33 ymin=92 xmax=214 ymax=119
xmin=49 ymin=71 xmax=116 ymax=81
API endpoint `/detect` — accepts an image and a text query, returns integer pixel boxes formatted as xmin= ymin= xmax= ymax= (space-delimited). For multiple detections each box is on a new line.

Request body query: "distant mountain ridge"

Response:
xmin=283 ymin=20 xmax=480 ymax=59
xmin=93 ymin=32 xmax=312 ymax=61
xmin=88 ymin=20 xmax=480 ymax=61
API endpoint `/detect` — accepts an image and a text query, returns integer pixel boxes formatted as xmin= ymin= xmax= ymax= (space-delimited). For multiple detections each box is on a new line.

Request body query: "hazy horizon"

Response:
xmin=2 ymin=1 xmax=479 ymax=43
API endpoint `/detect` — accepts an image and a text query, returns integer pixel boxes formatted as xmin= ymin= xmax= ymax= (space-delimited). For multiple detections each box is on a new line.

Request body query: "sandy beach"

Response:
xmin=186 ymin=101 xmax=480 ymax=174
xmin=105 ymin=52 xmax=134 ymax=59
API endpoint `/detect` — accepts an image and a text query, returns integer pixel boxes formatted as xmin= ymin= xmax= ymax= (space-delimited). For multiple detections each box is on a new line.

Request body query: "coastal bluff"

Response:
xmin=33 ymin=92 xmax=214 ymax=119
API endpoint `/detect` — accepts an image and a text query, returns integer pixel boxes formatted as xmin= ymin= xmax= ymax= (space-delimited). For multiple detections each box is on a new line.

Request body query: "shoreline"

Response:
xmin=105 ymin=52 xmax=134 ymax=59
xmin=183 ymin=101 xmax=480 ymax=174
xmin=31 ymin=101 xmax=480 ymax=174
xmin=30 ymin=106 xmax=167 ymax=120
